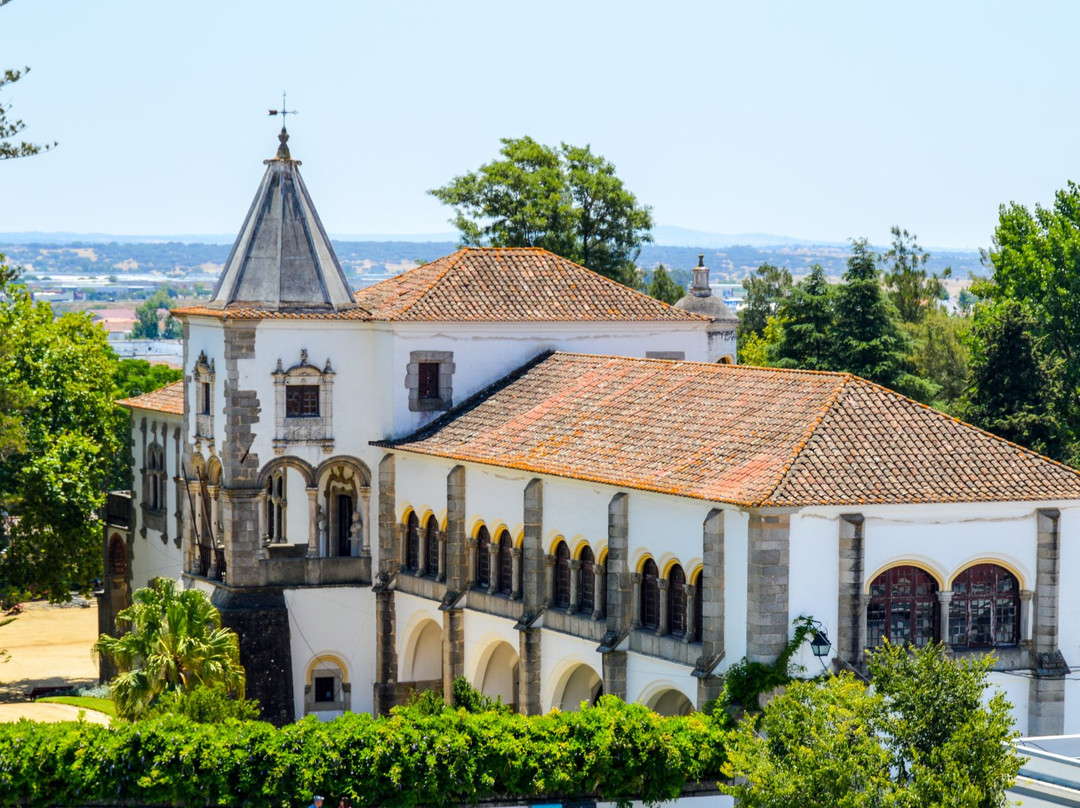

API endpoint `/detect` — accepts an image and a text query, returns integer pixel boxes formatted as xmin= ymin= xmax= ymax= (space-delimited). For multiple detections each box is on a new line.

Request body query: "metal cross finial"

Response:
xmin=268 ymin=91 xmax=298 ymax=127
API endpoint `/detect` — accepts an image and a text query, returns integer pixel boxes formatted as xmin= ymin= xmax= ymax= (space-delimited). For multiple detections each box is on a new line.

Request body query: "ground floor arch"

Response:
xmin=475 ymin=640 xmax=519 ymax=711
xmin=402 ymin=618 xmax=443 ymax=683
xmin=553 ymin=662 xmax=602 ymax=712
xmin=646 ymin=687 xmax=694 ymax=716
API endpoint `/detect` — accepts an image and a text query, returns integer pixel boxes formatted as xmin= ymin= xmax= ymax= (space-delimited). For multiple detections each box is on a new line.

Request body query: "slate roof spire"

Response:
xmin=207 ymin=129 xmax=356 ymax=312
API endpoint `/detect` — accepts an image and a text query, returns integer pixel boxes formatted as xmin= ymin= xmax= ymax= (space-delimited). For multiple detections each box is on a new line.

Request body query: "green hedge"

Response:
xmin=0 ymin=697 xmax=726 ymax=807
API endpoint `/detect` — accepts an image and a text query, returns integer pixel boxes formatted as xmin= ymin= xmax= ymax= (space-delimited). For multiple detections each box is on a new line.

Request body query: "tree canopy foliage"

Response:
xmin=723 ymin=642 xmax=1020 ymax=808
xmin=429 ymin=136 xmax=653 ymax=287
xmin=0 ymin=261 xmax=119 ymax=603
xmin=132 ymin=288 xmax=182 ymax=340
xmin=646 ymin=264 xmax=684 ymax=305
xmin=94 ymin=578 xmax=246 ymax=721
xmin=738 ymin=262 xmax=792 ymax=340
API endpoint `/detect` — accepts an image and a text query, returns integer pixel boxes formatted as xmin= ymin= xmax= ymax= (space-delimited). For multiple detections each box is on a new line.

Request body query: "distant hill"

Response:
xmin=0 ymin=238 xmax=985 ymax=285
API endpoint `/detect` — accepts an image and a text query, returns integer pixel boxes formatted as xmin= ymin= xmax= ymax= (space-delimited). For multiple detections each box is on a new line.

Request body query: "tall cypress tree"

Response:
xmin=831 ymin=239 xmax=933 ymax=400
xmin=773 ymin=264 xmax=833 ymax=370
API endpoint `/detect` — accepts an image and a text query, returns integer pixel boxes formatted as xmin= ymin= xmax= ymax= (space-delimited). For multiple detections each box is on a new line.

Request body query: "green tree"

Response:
xmin=881 ymin=226 xmax=949 ymax=323
xmin=94 ymin=578 xmax=246 ymax=721
xmin=738 ymin=263 xmax=792 ymax=340
xmin=0 ymin=0 xmax=56 ymax=161
xmin=738 ymin=314 xmax=785 ymax=366
xmin=978 ymin=182 xmax=1080 ymax=457
xmin=960 ymin=299 xmax=1063 ymax=458
xmin=646 ymin=264 xmax=684 ymax=305
xmin=132 ymin=289 xmax=181 ymax=339
xmin=773 ymin=264 xmax=833 ymax=370
xmin=429 ymin=136 xmax=653 ymax=286
xmin=724 ymin=643 xmax=1021 ymax=808
xmin=0 ymin=264 xmax=119 ymax=603
xmin=909 ymin=308 xmax=970 ymax=411
xmin=831 ymin=239 xmax=932 ymax=400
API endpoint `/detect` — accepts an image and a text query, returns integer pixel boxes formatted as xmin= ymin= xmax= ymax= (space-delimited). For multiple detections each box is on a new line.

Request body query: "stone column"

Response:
xmin=837 ymin=513 xmax=864 ymax=667
xmin=657 ymin=579 xmax=670 ymax=636
xmin=592 ymin=564 xmax=606 ymax=621
xmin=684 ymin=585 xmax=697 ymax=645
xmin=442 ymin=608 xmax=465 ymax=703
xmin=746 ymin=512 xmax=791 ymax=663
xmin=568 ymin=559 xmax=581 ymax=613
xmin=602 ymin=492 xmax=630 ymax=700
xmin=511 ymin=548 xmax=523 ymax=600
xmin=1020 ymin=590 xmax=1034 ymax=647
xmin=220 ymin=489 xmax=261 ymax=586
xmin=937 ymin=591 xmax=954 ymax=649
xmin=521 ymin=479 xmax=544 ymax=610
xmin=630 ymin=573 xmax=642 ymax=630
xmin=466 ymin=537 xmax=477 ymax=588
xmin=437 ymin=531 xmax=447 ymax=582
xmin=488 ymin=542 xmax=500 ymax=591
xmin=417 ymin=528 xmax=428 ymax=577
xmin=377 ymin=455 xmax=398 ymax=575
xmin=700 ymin=509 xmax=725 ymax=658
xmin=444 ymin=466 xmax=467 ymax=592
xmin=544 ymin=554 xmax=556 ymax=606
xmin=1030 ymin=508 xmax=1067 ymax=736
xmin=374 ymin=589 xmax=398 ymax=716
xmin=306 ymin=487 xmax=319 ymax=558
xmin=518 ymin=627 xmax=542 ymax=715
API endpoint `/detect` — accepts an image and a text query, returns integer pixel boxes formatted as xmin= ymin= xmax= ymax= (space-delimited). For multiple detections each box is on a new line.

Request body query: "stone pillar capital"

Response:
xmin=1020 ymin=589 xmax=1034 ymax=603
xmin=936 ymin=590 xmax=954 ymax=604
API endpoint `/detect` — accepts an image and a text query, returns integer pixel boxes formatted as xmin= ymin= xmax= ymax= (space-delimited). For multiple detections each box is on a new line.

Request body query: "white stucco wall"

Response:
xmin=126 ymin=408 xmax=184 ymax=588
xmin=284 ymin=585 xmax=378 ymax=719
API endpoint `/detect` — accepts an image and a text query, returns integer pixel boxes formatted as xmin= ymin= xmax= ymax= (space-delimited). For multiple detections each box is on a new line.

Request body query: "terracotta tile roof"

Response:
xmin=383 ymin=353 xmax=1080 ymax=507
xmin=116 ymin=380 xmax=184 ymax=416
xmin=353 ymin=248 xmax=707 ymax=322
xmin=172 ymin=303 xmax=373 ymax=321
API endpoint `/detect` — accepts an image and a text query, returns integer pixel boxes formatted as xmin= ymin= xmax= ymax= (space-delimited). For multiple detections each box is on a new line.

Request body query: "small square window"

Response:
xmin=417 ymin=362 xmax=440 ymax=400
xmin=286 ymin=385 xmax=320 ymax=417
xmin=313 ymin=676 xmax=335 ymax=703
xmin=200 ymin=382 xmax=211 ymax=415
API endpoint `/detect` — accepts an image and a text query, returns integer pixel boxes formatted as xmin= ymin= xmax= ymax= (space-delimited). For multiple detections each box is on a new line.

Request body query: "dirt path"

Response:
xmin=0 ymin=701 xmax=110 ymax=724
xmin=0 ymin=600 xmax=100 ymax=702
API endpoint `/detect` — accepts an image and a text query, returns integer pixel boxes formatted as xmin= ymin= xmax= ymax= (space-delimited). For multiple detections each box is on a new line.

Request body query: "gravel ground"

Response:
xmin=0 ymin=599 xmax=100 ymax=704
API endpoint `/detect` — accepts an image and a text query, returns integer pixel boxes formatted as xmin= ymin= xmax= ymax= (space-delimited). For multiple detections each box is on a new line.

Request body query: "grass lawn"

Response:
xmin=37 ymin=696 xmax=117 ymax=718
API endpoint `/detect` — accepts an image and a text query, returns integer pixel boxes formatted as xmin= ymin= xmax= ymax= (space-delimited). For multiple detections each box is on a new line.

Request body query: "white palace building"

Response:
xmin=101 ymin=130 xmax=1080 ymax=734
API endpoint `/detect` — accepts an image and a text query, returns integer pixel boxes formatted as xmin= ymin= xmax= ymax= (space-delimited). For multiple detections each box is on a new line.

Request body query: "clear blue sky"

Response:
xmin=2 ymin=0 xmax=1077 ymax=249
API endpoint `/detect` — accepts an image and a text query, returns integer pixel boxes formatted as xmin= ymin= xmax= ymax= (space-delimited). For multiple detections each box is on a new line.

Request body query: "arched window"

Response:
xmin=866 ymin=565 xmax=939 ymax=647
xmin=949 ymin=564 xmax=1020 ymax=649
xmin=425 ymin=516 xmax=439 ymax=577
xmin=405 ymin=512 xmax=420 ymax=572
xmin=554 ymin=541 xmax=571 ymax=608
xmin=147 ymin=445 xmax=166 ymax=512
xmin=107 ymin=535 xmax=127 ymax=577
xmin=669 ymin=564 xmax=687 ymax=636
xmin=641 ymin=559 xmax=660 ymax=630
xmin=476 ymin=526 xmax=491 ymax=589
xmin=693 ymin=570 xmax=703 ymax=643
xmin=497 ymin=530 xmax=514 ymax=596
xmin=578 ymin=545 xmax=595 ymax=614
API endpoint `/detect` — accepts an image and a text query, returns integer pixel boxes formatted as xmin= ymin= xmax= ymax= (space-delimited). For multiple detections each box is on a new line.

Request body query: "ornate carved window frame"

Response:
xmin=192 ymin=350 xmax=215 ymax=451
xmin=273 ymin=350 xmax=335 ymax=454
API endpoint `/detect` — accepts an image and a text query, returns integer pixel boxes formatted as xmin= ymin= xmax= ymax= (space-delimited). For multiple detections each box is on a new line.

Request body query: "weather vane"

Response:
xmin=268 ymin=91 xmax=298 ymax=127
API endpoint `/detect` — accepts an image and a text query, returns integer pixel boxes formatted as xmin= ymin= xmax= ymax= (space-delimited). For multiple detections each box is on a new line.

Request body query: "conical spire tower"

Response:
xmin=208 ymin=129 xmax=356 ymax=311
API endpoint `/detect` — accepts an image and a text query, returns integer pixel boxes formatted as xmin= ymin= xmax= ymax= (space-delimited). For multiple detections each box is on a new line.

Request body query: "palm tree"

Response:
xmin=94 ymin=578 xmax=245 ymax=720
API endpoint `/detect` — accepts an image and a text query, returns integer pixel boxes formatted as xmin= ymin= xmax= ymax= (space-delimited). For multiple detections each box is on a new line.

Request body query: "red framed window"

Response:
xmin=641 ymin=559 xmax=660 ymax=630
xmin=669 ymin=564 xmax=687 ymax=636
xmin=949 ymin=564 xmax=1020 ymax=649
xmin=578 ymin=546 xmax=595 ymax=613
xmin=405 ymin=512 xmax=420 ymax=572
xmin=476 ymin=527 xmax=491 ymax=589
xmin=425 ymin=516 xmax=439 ymax=577
xmin=497 ymin=531 xmax=514 ymax=595
xmin=866 ymin=565 xmax=939 ymax=648
xmin=418 ymin=362 xmax=440 ymax=400
xmin=554 ymin=541 xmax=571 ymax=608
xmin=285 ymin=384 xmax=320 ymax=417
